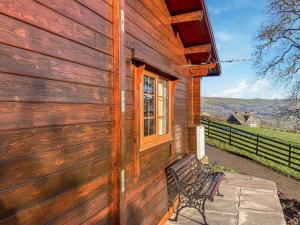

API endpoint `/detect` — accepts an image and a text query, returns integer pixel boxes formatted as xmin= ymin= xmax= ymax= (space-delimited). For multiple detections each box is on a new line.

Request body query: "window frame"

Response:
xmin=140 ymin=70 xmax=173 ymax=151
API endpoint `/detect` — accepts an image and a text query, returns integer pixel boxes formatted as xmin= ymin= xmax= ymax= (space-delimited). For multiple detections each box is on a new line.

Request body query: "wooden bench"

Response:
xmin=167 ymin=153 xmax=225 ymax=224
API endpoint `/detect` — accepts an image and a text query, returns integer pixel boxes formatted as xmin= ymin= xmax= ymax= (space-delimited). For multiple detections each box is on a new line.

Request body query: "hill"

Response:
xmin=201 ymin=97 xmax=299 ymax=130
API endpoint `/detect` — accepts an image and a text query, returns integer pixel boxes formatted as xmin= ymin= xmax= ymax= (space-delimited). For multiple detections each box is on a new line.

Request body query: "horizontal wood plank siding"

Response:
xmin=0 ymin=0 xmax=114 ymax=224
xmin=124 ymin=1 xmax=189 ymax=224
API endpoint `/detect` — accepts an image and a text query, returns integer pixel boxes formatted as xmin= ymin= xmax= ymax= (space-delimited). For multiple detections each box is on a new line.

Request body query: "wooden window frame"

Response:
xmin=140 ymin=70 xmax=173 ymax=151
xmin=132 ymin=64 xmax=176 ymax=180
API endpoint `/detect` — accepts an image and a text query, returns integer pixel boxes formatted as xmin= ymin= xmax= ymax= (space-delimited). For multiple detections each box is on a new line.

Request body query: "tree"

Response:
xmin=254 ymin=0 xmax=300 ymax=120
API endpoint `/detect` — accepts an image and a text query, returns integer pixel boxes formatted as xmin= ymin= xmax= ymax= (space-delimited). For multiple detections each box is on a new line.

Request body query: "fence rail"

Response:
xmin=202 ymin=120 xmax=300 ymax=172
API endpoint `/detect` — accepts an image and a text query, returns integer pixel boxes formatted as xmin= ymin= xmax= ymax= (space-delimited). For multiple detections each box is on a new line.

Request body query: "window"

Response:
xmin=140 ymin=70 xmax=172 ymax=150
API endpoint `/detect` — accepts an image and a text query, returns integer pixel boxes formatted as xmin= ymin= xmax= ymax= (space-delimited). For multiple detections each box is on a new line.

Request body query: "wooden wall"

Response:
xmin=124 ymin=0 xmax=191 ymax=224
xmin=0 ymin=0 xmax=114 ymax=224
xmin=0 ymin=0 xmax=197 ymax=224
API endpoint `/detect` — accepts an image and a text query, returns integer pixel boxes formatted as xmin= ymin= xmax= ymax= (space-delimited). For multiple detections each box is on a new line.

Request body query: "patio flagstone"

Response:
xmin=165 ymin=173 xmax=286 ymax=225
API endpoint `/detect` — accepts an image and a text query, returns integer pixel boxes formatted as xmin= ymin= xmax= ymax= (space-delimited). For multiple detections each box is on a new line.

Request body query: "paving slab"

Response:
xmin=226 ymin=178 xmax=277 ymax=191
xmin=168 ymin=208 xmax=238 ymax=225
xmin=215 ymin=186 xmax=240 ymax=202
xmin=240 ymin=189 xmax=282 ymax=212
xmin=238 ymin=209 xmax=286 ymax=225
xmin=206 ymin=198 xmax=239 ymax=215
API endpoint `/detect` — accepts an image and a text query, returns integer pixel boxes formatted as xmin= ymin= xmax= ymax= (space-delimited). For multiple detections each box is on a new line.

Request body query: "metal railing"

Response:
xmin=202 ymin=120 xmax=300 ymax=172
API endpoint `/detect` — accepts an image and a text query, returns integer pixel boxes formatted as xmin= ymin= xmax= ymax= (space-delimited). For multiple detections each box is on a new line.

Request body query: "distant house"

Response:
xmin=227 ymin=112 xmax=259 ymax=127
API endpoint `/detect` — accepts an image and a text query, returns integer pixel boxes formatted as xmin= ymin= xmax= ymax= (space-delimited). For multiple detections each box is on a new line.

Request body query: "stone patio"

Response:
xmin=165 ymin=173 xmax=286 ymax=225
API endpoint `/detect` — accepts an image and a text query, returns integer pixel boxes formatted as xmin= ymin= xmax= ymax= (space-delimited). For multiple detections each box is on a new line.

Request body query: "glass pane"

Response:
xmin=158 ymin=98 xmax=162 ymax=117
xmin=144 ymin=76 xmax=148 ymax=93
xmin=148 ymin=77 xmax=155 ymax=94
xmin=148 ymin=95 xmax=155 ymax=117
xmin=144 ymin=119 xmax=149 ymax=136
xmin=149 ymin=119 xmax=155 ymax=135
xmin=165 ymin=117 xmax=169 ymax=134
xmin=158 ymin=79 xmax=168 ymax=97
xmin=158 ymin=79 xmax=163 ymax=97
xmin=158 ymin=98 xmax=168 ymax=117
xmin=144 ymin=95 xmax=149 ymax=117
xmin=166 ymin=98 xmax=169 ymax=117
xmin=158 ymin=117 xmax=168 ymax=135
xmin=163 ymin=80 xmax=168 ymax=96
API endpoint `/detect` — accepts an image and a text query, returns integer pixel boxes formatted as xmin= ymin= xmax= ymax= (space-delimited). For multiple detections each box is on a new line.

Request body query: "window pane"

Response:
xmin=144 ymin=76 xmax=148 ymax=93
xmin=144 ymin=119 xmax=149 ymax=136
xmin=158 ymin=80 xmax=163 ymax=96
xmin=143 ymin=75 xmax=156 ymax=137
xmin=158 ymin=117 xmax=168 ymax=135
xmin=163 ymin=80 xmax=168 ymax=96
xmin=148 ymin=95 xmax=155 ymax=117
xmin=158 ymin=79 xmax=168 ymax=97
xmin=148 ymin=77 xmax=155 ymax=94
xmin=149 ymin=119 xmax=155 ymax=135
xmin=158 ymin=97 xmax=163 ymax=117
xmin=144 ymin=95 xmax=149 ymax=117
xmin=165 ymin=98 xmax=169 ymax=117
xmin=157 ymin=79 xmax=169 ymax=135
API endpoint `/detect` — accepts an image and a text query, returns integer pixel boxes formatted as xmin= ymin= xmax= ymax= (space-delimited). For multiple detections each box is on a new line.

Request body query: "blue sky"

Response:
xmin=202 ymin=0 xmax=286 ymax=99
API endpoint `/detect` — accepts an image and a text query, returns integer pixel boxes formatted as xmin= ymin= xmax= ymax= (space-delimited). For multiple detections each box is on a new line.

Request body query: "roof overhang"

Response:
xmin=165 ymin=0 xmax=221 ymax=77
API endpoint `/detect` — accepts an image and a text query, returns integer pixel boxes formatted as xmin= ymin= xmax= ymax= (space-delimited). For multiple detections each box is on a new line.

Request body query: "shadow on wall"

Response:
xmin=0 ymin=200 xmax=19 ymax=224
xmin=165 ymin=159 xmax=180 ymax=215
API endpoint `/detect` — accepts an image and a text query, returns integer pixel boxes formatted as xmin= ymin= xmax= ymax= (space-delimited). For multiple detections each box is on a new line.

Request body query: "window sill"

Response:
xmin=140 ymin=136 xmax=173 ymax=152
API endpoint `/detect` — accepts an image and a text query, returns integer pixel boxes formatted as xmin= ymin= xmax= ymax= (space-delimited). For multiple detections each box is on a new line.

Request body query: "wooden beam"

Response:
xmin=170 ymin=11 xmax=203 ymax=24
xmin=191 ymin=68 xmax=209 ymax=76
xmin=190 ymin=63 xmax=217 ymax=77
xmin=184 ymin=44 xmax=211 ymax=54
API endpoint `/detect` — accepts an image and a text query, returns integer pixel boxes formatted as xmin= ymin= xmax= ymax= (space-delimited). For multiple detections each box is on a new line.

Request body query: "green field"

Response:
xmin=223 ymin=122 xmax=300 ymax=146
xmin=202 ymin=120 xmax=300 ymax=180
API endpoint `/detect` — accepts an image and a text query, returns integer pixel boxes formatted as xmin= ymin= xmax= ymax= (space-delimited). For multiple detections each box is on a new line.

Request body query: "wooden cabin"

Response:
xmin=0 ymin=0 xmax=220 ymax=224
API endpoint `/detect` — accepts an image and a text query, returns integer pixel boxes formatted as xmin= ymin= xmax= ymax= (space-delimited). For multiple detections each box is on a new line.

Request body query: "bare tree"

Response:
xmin=254 ymin=0 xmax=300 ymax=120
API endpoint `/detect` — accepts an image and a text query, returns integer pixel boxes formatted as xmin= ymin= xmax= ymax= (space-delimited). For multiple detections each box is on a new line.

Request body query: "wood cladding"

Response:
xmin=0 ymin=0 xmax=200 ymax=224
xmin=124 ymin=0 xmax=191 ymax=224
xmin=0 ymin=0 xmax=113 ymax=224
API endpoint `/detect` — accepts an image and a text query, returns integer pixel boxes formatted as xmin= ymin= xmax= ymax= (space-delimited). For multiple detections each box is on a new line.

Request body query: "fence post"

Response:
xmin=256 ymin=134 xmax=259 ymax=155
xmin=229 ymin=127 xmax=232 ymax=145
xmin=207 ymin=121 xmax=210 ymax=138
xmin=288 ymin=144 xmax=292 ymax=168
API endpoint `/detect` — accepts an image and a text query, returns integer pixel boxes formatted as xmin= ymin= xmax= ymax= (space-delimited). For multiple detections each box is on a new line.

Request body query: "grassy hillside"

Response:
xmin=201 ymin=97 xmax=299 ymax=130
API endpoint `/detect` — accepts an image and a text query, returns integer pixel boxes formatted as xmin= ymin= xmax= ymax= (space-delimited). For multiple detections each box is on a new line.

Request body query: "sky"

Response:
xmin=202 ymin=0 xmax=287 ymax=99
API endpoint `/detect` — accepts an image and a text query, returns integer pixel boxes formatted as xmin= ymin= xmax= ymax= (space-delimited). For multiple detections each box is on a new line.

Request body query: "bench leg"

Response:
xmin=169 ymin=197 xmax=210 ymax=224
xmin=168 ymin=196 xmax=186 ymax=222
xmin=200 ymin=198 xmax=208 ymax=225
xmin=216 ymin=189 xmax=223 ymax=197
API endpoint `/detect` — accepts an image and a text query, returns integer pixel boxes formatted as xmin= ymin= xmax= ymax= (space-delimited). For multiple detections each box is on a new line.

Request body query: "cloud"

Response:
xmin=249 ymin=79 xmax=269 ymax=92
xmin=213 ymin=80 xmax=248 ymax=98
xmin=215 ymin=31 xmax=236 ymax=42
xmin=212 ymin=79 xmax=269 ymax=98
xmin=210 ymin=6 xmax=231 ymax=15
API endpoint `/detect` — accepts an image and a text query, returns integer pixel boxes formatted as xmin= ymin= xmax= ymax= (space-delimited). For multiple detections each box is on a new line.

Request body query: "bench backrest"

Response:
xmin=167 ymin=154 xmax=203 ymax=190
